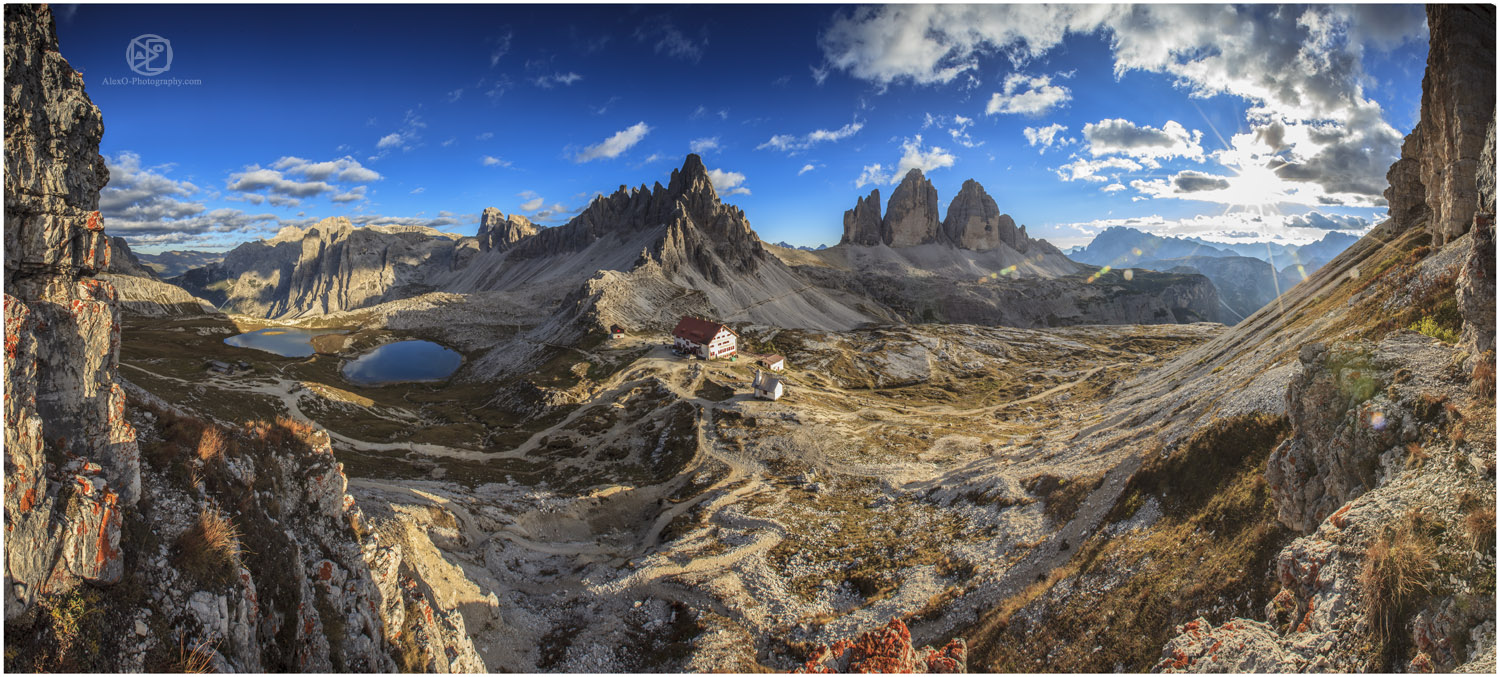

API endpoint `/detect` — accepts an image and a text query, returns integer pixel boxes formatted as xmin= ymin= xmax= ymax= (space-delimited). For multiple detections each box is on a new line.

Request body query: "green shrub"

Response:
xmin=1409 ymin=316 xmax=1460 ymax=343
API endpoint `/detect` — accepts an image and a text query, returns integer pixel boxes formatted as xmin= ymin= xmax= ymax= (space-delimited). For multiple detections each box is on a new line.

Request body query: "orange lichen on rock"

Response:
xmin=794 ymin=619 xmax=967 ymax=673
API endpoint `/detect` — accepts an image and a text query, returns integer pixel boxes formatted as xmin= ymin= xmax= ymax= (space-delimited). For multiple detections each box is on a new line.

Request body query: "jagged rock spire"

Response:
xmin=883 ymin=168 xmax=942 ymax=247
xmin=841 ymin=188 xmax=883 ymax=246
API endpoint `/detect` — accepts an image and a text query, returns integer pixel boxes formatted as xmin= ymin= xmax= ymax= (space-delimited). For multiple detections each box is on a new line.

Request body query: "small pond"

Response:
xmin=224 ymin=327 xmax=341 ymax=358
xmin=342 ymin=340 xmax=462 ymax=385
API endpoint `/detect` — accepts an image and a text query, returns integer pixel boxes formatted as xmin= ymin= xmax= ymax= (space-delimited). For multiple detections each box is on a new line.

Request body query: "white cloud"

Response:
xmin=482 ymin=155 xmax=511 ymax=167
xmin=410 ymin=187 xmax=425 ymax=194
xmin=1023 ymin=123 xmax=1074 ymax=152
xmin=226 ymin=167 xmax=334 ymax=198
xmin=520 ymin=196 xmax=545 ymax=211
xmin=270 ymin=156 xmax=382 ymax=183
xmin=1055 ymin=156 xmax=1143 ymax=182
xmin=476 ymin=132 xmax=494 ymax=141
xmin=706 ymin=168 xmax=750 ymax=196
xmin=99 ymin=152 xmax=204 ymax=222
xmin=1057 ymin=210 xmax=1375 ymax=247
xmin=372 ymin=110 xmax=426 ymax=155
xmin=985 ymin=73 xmax=1071 ymax=116
xmin=690 ymin=136 xmax=720 ymax=154
xmin=533 ymin=72 xmax=583 ymax=88
xmin=1083 ymin=118 xmax=1204 ymax=163
xmin=798 ymin=163 xmax=817 ymax=175
xmin=816 ymin=4 xmax=1421 ymax=211
xmin=1102 ymin=183 xmax=1127 ymax=193
xmin=490 ymin=29 xmax=513 ymax=67
xmin=330 ymin=186 xmax=367 ymax=203
xmin=855 ymin=163 xmax=889 ymax=189
xmin=575 ymin=121 xmax=651 ymax=162
xmin=758 ymin=121 xmax=864 ymax=152
xmin=854 ymin=135 xmax=957 ymax=188
xmin=634 ymin=15 xmax=707 ymax=63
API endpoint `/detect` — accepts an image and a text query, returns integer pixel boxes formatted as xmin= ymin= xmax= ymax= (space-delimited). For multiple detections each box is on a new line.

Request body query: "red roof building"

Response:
xmin=672 ymin=316 xmax=737 ymax=359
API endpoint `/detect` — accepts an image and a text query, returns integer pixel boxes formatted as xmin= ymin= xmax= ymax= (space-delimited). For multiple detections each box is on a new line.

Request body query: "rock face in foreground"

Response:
xmin=3 ymin=7 xmax=483 ymax=672
xmin=4 ymin=2 xmax=139 ymax=616
xmin=1385 ymin=4 xmax=1496 ymax=244
xmin=477 ymin=207 xmax=539 ymax=253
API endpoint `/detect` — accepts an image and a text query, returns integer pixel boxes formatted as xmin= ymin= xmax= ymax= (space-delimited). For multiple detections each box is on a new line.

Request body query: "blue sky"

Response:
xmin=53 ymin=3 xmax=1429 ymax=253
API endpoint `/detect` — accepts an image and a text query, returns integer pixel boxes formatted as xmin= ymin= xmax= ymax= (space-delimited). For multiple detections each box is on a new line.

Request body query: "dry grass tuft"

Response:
xmin=174 ymin=637 xmax=217 ymax=673
xmin=1460 ymin=491 xmax=1496 ymax=554
xmin=1472 ymin=352 xmax=1495 ymax=398
xmin=1404 ymin=442 xmax=1429 ymax=469
xmin=1359 ymin=509 xmax=1437 ymax=641
xmin=175 ymin=508 xmax=244 ymax=585
xmin=195 ymin=427 xmax=229 ymax=463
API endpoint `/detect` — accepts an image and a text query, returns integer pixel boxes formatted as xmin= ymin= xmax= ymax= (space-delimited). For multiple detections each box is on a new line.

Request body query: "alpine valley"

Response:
xmin=4 ymin=3 xmax=1496 ymax=674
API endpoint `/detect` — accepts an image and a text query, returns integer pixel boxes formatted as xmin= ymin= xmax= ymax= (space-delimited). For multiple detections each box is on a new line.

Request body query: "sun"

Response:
xmin=1221 ymin=162 xmax=1291 ymax=209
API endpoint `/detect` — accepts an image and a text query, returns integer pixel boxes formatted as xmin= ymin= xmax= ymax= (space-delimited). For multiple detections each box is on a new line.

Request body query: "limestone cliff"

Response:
xmin=840 ymin=188 xmax=883 ymax=246
xmin=1384 ymin=4 xmax=1496 ymax=244
xmin=178 ymin=218 xmax=465 ymax=318
xmin=883 ymin=169 xmax=943 ymax=247
xmin=477 ymin=207 xmax=539 ymax=253
xmin=4 ymin=2 xmax=139 ymax=617
xmin=941 ymin=179 xmax=1021 ymax=252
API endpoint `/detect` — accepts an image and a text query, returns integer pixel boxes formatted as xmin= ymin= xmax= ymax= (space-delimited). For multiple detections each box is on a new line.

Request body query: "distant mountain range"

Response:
xmin=1065 ymin=226 xmax=1363 ymax=323
xmin=134 ymin=249 xmax=226 ymax=277
xmin=1067 ymin=226 xmax=1360 ymax=271
xmin=770 ymin=241 xmax=828 ymax=252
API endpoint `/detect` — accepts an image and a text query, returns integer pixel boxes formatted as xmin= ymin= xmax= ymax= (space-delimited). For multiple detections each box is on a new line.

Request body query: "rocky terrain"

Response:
xmin=3 ymin=6 xmax=478 ymax=672
xmin=5 ymin=2 xmax=1494 ymax=675
xmin=103 ymin=237 xmax=218 ymax=316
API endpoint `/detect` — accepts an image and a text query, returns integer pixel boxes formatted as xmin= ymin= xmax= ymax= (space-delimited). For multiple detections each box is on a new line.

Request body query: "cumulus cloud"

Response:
xmin=985 ymin=73 xmax=1071 ymax=116
xmin=1055 ymin=156 xmax=1143 ymax=182
xmin=758 ymin=121 xmax=864 ymax=153
xmin=270 ymin=156 xmax=382 ymax=183
xmin=1023 ymin=123 xmax=1074 ymax=152
xmin=1083 ymin=119 xmax=1204 ymax=164
xmin=1102 ymin=183 xmax=1127 ymax=193
xmin=99 ymin=152 xmax=205 ymax=222
xmin=226 ymin=167 xmax=333 ymax=199
xmin=329 ymin=186 xmax=367 ymax=203
xmin=1284 ymin=212 xmax=1370 ymax=230
xmin=855 ymin=135 xmax=957 ymax=187
xmin=518 ymin=190 xmax=546 ymax=211
xmin=707 ymin=168 xmax=751 ymax=196
xmin=690 ymin=136 xmax=720 ymax=154
xmin=817 ymin=4 xmax=1421 ymax=210
xmin=1172 ymin=171 xmax=1232 ymax=192
xmin=575 ymin=122 xmax=651 ymax=162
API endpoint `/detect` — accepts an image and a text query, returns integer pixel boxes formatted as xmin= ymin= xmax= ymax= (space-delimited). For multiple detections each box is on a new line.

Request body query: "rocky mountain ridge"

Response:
xmin=840 ymin=169 xmax=1036 ymax=253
